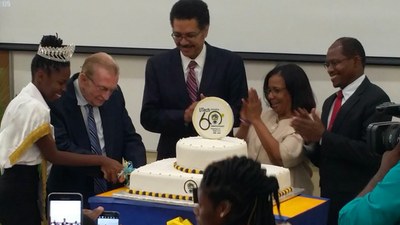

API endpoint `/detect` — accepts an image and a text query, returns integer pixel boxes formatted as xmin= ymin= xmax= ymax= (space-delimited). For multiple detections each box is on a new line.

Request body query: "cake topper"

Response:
xmin=118 ymin=160 xmax=135 ymax=187
xmin=192 ymin=97 xmax=234 ymax=139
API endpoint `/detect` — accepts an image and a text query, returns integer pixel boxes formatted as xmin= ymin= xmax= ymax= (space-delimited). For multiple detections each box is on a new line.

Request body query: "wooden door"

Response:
xmin=0 ymin=51 xmax=10 ymax=120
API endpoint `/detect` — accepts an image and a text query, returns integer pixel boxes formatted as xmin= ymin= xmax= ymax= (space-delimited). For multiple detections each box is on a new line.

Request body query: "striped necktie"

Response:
xmin=187 ymin=60 xmax=198 ymax=102
xmin=85 ymin=104 xmax=107 ymax=194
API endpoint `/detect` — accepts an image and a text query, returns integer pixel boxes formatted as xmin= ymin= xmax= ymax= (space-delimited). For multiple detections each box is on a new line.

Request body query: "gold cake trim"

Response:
xmin=127 ymin=187 xmax=293 ymax=202
xmin=173 ymin=162 xmax=203 ymax=174
xmin=128 ymin=189 xmax=193 ymax=201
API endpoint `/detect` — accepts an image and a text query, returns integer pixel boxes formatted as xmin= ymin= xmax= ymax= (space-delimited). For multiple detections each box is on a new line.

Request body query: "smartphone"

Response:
xmin=97 ymin=211 xmax=120 ymax=225
xmin=48 ymin=192 xmax=83 ymax=225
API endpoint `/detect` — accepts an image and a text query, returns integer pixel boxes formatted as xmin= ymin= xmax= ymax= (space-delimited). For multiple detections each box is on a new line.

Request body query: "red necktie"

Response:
xmin=187 ymin=61 xmax=198 ymax=102
xmin=328 ymin=90 xmax=343 ymax=131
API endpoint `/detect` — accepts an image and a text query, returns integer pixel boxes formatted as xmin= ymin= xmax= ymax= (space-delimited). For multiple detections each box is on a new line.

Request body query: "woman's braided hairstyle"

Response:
xmin=200 ymin=156 xmax=280 ymax=225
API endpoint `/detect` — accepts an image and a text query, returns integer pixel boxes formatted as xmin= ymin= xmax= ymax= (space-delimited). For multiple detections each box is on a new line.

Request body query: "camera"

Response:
xmin=367 ymin=102 xmax=400 ymax=155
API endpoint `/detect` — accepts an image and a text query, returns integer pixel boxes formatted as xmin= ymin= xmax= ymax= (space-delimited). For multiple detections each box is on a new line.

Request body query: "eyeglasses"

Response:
xmin=265 ymin=87 xmax=286 ymax=95
xmin=171 ymin=31 xmax=201 ymax=41
xmin=84 ymin=73 xmax=116 ymax=94
xmin=324 ymin=58 xmax=350 ymax=69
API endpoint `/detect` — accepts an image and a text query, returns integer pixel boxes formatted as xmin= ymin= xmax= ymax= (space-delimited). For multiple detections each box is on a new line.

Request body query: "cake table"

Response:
xmin=89 ymin=187 xmax=329 ymax=225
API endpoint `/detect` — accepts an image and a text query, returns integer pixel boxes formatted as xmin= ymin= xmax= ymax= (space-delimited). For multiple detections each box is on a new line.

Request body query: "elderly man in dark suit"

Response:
xmin=47 ymin=52 xmax=146 ymax=208
xmin=291 ymin=37 xmax=392 ymax=225
xmin=141 ymin=0 xmax=248 ymax=160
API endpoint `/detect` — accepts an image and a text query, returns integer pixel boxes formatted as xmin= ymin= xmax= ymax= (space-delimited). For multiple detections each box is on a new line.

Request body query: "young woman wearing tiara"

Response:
xmin=0 ymin=35 xmax=123 ymax=225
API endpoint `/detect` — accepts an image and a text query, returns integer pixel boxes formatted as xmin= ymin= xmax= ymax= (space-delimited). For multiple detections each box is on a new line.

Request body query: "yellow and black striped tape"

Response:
xmin=278 ymin=187 xmax=293 ymax=198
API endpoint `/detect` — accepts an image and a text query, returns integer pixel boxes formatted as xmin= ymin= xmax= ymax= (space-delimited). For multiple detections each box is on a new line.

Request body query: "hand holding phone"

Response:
xmin=48 ymin=192 xmax=83 ymax=225
xmin=97 ymin=211 xmax=120 ymax=225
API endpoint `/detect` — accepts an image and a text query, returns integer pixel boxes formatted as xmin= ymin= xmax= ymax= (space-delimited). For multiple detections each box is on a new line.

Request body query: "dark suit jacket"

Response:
xmin=47 ymin=73 xmax=146 ymax=207
xmin=141 ymin=43 xmax=248 ymax=159
xmin=308 ymin=77 xmax=391 ymax=222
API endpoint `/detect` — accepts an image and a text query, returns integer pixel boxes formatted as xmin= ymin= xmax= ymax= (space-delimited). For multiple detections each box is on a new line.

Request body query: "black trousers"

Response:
xmin=0 ymin=165 xmax=41 ymax=225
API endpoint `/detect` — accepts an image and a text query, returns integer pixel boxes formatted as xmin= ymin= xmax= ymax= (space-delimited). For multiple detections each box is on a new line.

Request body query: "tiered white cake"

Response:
xmin=128 ymin=136 xmax=292 ymax=203
xmin=126 ymin=97 xmax=293 ymax=205
xmin=129 ymin=136 xmax=247 ymax=200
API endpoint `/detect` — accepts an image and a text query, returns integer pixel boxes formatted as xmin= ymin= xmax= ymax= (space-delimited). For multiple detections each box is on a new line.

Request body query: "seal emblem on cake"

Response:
xmin=183 ymin=180 xmax=198 ymax=194
xmin=192 ymin=97 xmax=234 ymax=139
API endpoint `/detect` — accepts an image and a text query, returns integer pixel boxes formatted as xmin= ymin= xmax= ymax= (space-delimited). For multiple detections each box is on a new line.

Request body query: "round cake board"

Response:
xmin=192 ymin=97 xmax=234 ymax=139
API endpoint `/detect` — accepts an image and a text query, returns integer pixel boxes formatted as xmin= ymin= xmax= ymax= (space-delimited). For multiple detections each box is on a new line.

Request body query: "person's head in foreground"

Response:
xmin=194 ymin=156 xmax=280 ymax=225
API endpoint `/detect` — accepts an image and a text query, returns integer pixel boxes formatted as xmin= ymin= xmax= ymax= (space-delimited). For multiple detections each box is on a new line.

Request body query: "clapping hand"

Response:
xmin=241 ymin=88 xmax=262 ymax=123
xmin=184 ymin=94 xmax=206 ymax=123
xmin=292 ymin=108 xmax=325 ymax=143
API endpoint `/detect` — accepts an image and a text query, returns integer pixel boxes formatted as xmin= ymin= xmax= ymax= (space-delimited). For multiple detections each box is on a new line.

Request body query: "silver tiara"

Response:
xmin=37 ymin=44 xmax=75 ymax=62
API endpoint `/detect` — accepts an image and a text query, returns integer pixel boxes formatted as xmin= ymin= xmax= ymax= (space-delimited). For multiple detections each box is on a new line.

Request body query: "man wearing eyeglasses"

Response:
xmin=141 ymin=0 xmax=248 ymax=160
xmin=47 ymin=52 xmax=146 ymax=208
xmin=291 ymin=37 xmax=391 ymax=225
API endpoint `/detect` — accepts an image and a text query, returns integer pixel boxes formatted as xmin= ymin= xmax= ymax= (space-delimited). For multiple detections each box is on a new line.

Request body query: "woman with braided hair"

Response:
xmin=194 ymin=156 xmax=280 ymax=225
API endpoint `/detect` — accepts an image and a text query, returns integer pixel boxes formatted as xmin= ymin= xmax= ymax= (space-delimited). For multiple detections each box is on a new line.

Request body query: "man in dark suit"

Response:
xmin=291 ymin=37 xmax=391 ymax=225
xmin=141 ymin=0 xmax=248 ymax=160
xmin=47 ymin=52 xmax=146 ymax=207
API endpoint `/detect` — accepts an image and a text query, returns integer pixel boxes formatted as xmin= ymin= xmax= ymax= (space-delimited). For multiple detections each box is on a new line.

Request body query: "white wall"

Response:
xmin=2 ymin=0 xmax=400 ymax=56
xmin=10 ymin=51 xmax=400 ymax=151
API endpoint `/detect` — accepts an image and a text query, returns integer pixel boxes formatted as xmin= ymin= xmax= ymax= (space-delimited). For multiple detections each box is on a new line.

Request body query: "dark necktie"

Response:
xmin=328 ymin=90 xmax=343 ymax=131
xmin=187 ymin=60 xmax=198 ymax=102
xmin=86 ymin=104 xmax=107 ymax=194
